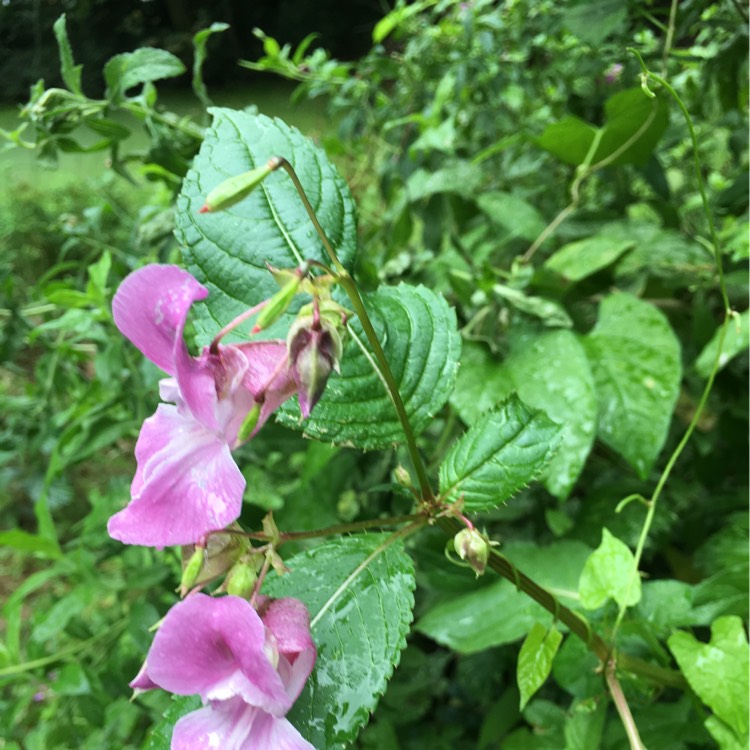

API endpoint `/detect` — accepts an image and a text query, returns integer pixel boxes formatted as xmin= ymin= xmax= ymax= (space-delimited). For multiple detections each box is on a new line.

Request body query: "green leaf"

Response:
xmin=438 ymin=394 xmax=562 ymax=512
xmin=476 ymin=192 xmax=547 ymax=244
xmin=451 ymin=337 xmax=597 ymax=499
xmin=537 ymin=88 xmax=668 ymax=167
xmin=582 ymin=293 xmax=682 ymax=478
xmin=578 ymin=528 xmax=641 ymax=609
xmin=277 ymin=283 xmax=461 ymax=449
xmin=263 ymin=535 xmax=416 ymax=749
xmin=535 ymin=116 xmax=598 ymax=166
xmin=142 ymin=696 xmax=201 ymax=750
xmin=695 ymin=311 xmax=749 ymax=378
xmin=668 ymin=616 xmax=749 ymax=746
xmin=192 ymin=23 xmax=229 ymax=109
xmin=0 ymin=529 xmax=62 ymax=559
xmin=544 ymin=234 xmax=634 ymax=281
xmin=53 ymin=15 xmax=83 ymax=95
xmin=175 ymin=108 xmax=357 ymax=343
xmin=517 ymin=623 xmax=563 ymax=710
xmin=493 ymin=285 xmax=573 ymax=328
xmin=563 ymin=0 xmax=627 ymax=45
xmin=104 ymin=48 xmax=186 ymax=101
xmin=417 ymin=540 xmax=590 ymax=653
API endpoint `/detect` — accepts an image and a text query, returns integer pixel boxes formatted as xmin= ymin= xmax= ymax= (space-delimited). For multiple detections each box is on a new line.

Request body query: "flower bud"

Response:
xmin=394 ymin=465 xmax=412 ymax=488
xmin=454 ymin=528 xmax=491 ymax=577
xmin=287 ymin=315 xmax=343 ymax=418
xmin=225 ymin=560 xmax=258 ymax=598
xmin=237 ymin=401 xmax=262 ymax=442
xmin=199 ymin=159 xmax=278 ymax=213
xmin=180 ymin=547 xmax=206 ymax=595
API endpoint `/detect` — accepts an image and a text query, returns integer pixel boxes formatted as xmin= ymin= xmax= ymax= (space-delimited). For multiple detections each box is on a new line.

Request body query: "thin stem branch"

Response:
xmin=210 ymin=513 xmax=426 ymax=545
xmin=660 ymin=0 xmax=679 ymax=77
xmin=437 ymin=516 xmax=686 ymax=689
xmin=606 ymin=659 xmax=647 ymax=750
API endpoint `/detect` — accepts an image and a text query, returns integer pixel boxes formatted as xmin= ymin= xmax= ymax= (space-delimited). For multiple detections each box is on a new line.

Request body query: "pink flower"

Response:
xmin=133 ymin=594 xmax=316 ymax=750
xmin=108 ymin=265 xmax=296 ymax=548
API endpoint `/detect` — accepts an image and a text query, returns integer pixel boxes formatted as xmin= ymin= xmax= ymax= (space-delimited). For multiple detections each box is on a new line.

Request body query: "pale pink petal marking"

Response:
xmin=107 ymin=406 xmax=244 ymax=548
xmin=171 ymin=699 xmax=256 ymax=750
xmin=112 ymin=265 xmax=207 ymax=375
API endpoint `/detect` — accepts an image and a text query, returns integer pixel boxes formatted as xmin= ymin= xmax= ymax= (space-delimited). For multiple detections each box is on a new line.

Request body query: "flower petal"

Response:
xmin=147 ymin=595 xmax=290 ymax=714
xmin=261 ymin=598 xmax=316 ymax=703
xmin=172 ymin=701 xmax=315 ymax=750
xmin=235 ymin=341 xmax=297 ymax=438
xmin=113 ymin=265 xmax=207 ymax=375
xmin=171 ymin=699 xmax=254 ymax=750
xmin=108 ymin=405 xmax=244 ymax=547
xmin=247 ymin=711 xmax=316 ymax=750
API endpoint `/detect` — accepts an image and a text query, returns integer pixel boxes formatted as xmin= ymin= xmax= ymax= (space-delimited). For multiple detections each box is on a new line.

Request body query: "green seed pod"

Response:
xmin=199 ymin=161 xmax=276 ymax=213
xmin=253 ymin=274 xmax=303 ymax=332
xmin=237 ymin=402 xmax=262 ymax=442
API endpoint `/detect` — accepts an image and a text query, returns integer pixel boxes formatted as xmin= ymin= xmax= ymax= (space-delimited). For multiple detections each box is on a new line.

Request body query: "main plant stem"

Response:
xmin=274 ymin=156 xmax=686 ymax=691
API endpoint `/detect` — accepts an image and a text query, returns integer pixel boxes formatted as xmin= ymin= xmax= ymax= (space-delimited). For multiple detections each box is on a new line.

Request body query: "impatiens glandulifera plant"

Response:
xmin=109 ymin=104 xmax=738 ymax=750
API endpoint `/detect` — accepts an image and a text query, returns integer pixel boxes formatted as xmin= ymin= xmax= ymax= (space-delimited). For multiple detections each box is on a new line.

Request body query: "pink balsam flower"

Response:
xmin=109 ymin=264 xmax=296 ymax=548
xmin=133 ymin=594 xmax=316 ymax=750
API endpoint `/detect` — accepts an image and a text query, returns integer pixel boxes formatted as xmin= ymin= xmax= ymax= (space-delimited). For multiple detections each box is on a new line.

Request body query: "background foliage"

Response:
xmin=1 ymin=0 xmax=748 ymax=748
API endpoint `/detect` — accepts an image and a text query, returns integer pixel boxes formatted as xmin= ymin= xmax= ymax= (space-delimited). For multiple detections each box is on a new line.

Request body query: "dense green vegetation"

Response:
xmin=1 ymin=1 xmax=747 ymax=748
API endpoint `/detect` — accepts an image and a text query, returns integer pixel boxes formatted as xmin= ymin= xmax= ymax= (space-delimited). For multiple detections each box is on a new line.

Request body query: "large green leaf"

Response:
xmin=439 ymin=394 xmax=562 ymax=512
xmin=277 ymin=283 xmax=461 ymax=449
xmin=537 ymin=88 xmax=668 ymax=167
xmin=416 ymin=540 xmax=590 ymax=653
xmin=263 ymin=535 xmax=416 ymax=749
xmin=451 ymin=337 xmax=597 ymax=499
xmin=582 ymin=293 xmax=682 ymax=478
xmin=668 ymin=616 xmax=749 ymax=748
xmin=175 ymin=108 xmax=358 ymax=344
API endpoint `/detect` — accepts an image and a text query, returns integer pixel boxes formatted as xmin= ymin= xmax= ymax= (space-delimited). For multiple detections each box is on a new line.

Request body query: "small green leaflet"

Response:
xmin=695 ymin=310 xmax=749 ymax=378
xmin=439 ymin=394 xmax=561 ymax=512
xmin=277 ymin=283 xmax=461 ymax=450
xmin=142 ymin=696 xmax=201 ymax=750
xmin=578 ymin=528 xmax=641 ymax=609
xmin=582 ymin=292 xmax=682 ymax=478
xmin=517 ymin=623 xmax=563 ymax=710
xmin=175 ymin=108 xmax=358 ymax=344
xmin=451 ymin=336 xmax=597 ymax=499
xmin=104 ymin=48 xmax=186 ymax=101
xmin=668 ymin=616 xmax=749 ymax=749
xmin=53 ymin=15 xmax=83 ymax=95
xmin=263 ymin=534 xmax=416 ymax=749
xmin=544 ymin=233 xmax=634 ymax=282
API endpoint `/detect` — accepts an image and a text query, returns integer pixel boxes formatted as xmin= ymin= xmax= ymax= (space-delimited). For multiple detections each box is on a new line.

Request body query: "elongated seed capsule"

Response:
xmin=199 ymin=159 xmax=279 ymax=213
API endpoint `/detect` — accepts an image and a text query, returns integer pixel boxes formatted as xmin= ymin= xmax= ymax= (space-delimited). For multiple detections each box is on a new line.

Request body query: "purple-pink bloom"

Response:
xmin=108 ymin=264 xmax=296 ymax=548
xmin=133 ymin=593 xmax=316 ymax=750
